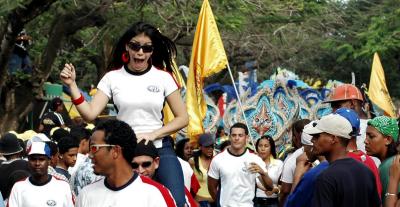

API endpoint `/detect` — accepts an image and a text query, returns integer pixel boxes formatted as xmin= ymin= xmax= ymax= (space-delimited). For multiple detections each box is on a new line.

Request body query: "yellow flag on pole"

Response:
xmin=186 ymin=0 xmax=228 ymax=137
xmin=368 ymin=52 xmax=396 ymax=117
xmin=162 ymin=59 xmax=186 ymax=138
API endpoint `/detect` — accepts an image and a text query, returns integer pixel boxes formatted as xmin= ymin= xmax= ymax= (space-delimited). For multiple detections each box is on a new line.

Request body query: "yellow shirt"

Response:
xmin=194 ymin=158 xmax=212 ymax=200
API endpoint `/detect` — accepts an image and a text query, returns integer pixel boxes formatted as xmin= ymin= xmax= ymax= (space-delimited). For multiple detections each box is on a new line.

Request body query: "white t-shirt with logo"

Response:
xmin=208 ymin=149 xmax=267 ymax=207
xmin=97 ymin=66 xmax=178 ymax=148
xmin=8 ymin=176 xmax=74 ymax=207
xmin=76 ymin=174 xmax=175 ymax=207
xmin=280 ymin=147 xmax=304 ymax=184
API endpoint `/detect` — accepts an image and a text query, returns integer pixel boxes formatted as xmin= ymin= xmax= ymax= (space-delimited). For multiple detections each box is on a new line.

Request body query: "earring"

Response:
xmin=121 ymin=51 xmax=129 ymax=63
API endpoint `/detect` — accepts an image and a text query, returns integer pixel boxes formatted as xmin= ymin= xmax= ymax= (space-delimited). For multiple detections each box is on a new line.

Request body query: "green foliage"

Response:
xmin=3 ymin=0 xmax=398 ymax=97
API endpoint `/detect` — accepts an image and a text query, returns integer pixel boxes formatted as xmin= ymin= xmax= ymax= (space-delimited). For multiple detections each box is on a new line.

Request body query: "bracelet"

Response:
xmin=385 ymin=192 xmax=397 ymax=197
xmin=72 ymin=93 xmax=85 ymax=105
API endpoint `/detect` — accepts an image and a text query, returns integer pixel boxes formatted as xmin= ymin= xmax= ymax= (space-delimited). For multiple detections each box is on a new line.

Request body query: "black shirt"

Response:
xmin=0 ymin=159 xmax=30 ymax=199
xmin=311 ymin=158 xmax=381 ymax=207
xmin=40 ymin=111 xmax=64 ymax=137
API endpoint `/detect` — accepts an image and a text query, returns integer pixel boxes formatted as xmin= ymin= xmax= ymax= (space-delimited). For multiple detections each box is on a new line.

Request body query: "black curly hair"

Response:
xmin=94 ymin=119 xmax=137 ymax=162
xmin=58 ymin=136 xmax=79 ymax=154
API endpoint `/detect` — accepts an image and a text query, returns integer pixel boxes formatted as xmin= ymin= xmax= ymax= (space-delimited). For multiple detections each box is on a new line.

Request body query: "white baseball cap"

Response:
xmin=27 ymin=142 xmax=51 ymax=158
xmin=26 ymin=133 xmax=51 ymax=153
xmin=303 ymin=114 xmax=353 ymax=139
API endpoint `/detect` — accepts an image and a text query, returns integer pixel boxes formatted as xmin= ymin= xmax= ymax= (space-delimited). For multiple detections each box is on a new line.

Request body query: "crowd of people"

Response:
xmin=1 ymin=21 xmax=400 ymax=207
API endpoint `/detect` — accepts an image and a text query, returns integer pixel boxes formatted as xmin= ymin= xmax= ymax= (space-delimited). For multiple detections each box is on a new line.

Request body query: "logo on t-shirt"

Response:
xmin=147 ymin=85 xmax=160 ymax=93
xmin=42 ymin=118 xmax=56 ymax=125
xmin=46 ymin=200 xmax=56 ymax=206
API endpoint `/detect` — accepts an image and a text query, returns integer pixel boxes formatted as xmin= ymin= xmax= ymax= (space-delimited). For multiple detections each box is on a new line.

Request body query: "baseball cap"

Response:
xmin=27 ymin=142 xmax=51 ymax=158
xmin=26 ymin=133 xmax=51 ymax=153
xmin=303 ymin=114 xmax=353 ymax=139
xmin=0 ymin=133 xmax=23 ymax=155
xmin=301 ymin=124 xmax=314 ymax=146
xmin=333 ymin=108 xmax=360 ymax=136
xmin=198 ymin=133 xmax=215 ymax=147
xmin=134 ymin=140 xmax=158 ymax=159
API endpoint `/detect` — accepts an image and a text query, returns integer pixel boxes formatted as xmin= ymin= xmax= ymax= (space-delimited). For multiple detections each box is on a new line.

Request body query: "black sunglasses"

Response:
xmin=127 ymin=42 xmax=154 ymax=53
xmin=131 ymin=161 xmax=152 ymax=169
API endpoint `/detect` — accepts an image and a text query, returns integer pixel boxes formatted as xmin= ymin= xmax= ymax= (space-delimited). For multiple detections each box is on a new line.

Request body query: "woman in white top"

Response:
xmin=60 ymin=22 xmax=188 ymax=206
xmin=254 ymin=135 xmax=283 ymax=207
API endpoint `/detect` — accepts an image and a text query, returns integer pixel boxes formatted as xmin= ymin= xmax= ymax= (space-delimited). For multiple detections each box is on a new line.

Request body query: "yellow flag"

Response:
xmin=186 ymin=0 xmax=228 ymax=137
xmin=368 ymin=52 xmax=396 ymax=117
xmin=162 ymin=59 xmax=186 ymax=139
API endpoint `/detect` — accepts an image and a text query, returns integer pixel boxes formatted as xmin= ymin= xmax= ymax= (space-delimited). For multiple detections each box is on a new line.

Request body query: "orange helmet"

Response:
xmin=324 ymin=84 xmax=363 ymax=103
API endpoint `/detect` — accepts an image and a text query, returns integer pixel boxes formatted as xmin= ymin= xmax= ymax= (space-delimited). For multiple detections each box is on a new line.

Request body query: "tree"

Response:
xmin=0 ymin=0 xmax=113 ymax=131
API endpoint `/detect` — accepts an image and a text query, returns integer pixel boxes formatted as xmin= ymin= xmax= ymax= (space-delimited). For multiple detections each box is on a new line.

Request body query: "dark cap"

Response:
xmin=134 ymin=140 xmax=158 ymax=159
xmin=50 ymin=97 xmax=63 ymax=111
xmin=198 ymin=133 xmax=215 ymax=147
xmin=0 ymin=133 xmax=23 ymax=155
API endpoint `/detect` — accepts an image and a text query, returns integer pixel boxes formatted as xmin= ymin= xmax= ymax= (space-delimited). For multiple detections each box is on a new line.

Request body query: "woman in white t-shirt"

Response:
xmin=254 ymin=135 xmax=283 ymax=207
xmin=60 ymin=22 xmax=188 ymax=207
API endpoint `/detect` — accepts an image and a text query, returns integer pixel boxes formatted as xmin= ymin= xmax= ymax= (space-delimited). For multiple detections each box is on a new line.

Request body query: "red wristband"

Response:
xmin=72 ymin=93 xmax=85 ymax=105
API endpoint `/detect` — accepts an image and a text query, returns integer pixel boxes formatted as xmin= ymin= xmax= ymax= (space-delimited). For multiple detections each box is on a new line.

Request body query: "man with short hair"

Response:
xmin=279 ymin=119 xmax=310 ymax=207
xmin=45 ymin=141 xmax=69 ymax=182
xmin=304 ymin=114 xmax=380 ymax=207
xmin=56 ymin=136 xmax=79 ymax=180
xmin=285 ymin=129 xmax=329 ymax=207
xmin=334 ymin=107 xmax=382 ymax=198
xmin=68 ymin=126 xmax=91 ymax=176
xmin=132 ymin=140 xmax=196 ymax=207
xmin=7 ymin=142 xmax=74 ymax=207
xmin=0 ymin=133 xmax=30 ymax=200
xmin=76 ymin=119 xmax=176 ymax=207
xmin=208 ymin=123 xmax=271 ymax=207
xmin=323 ymin=84 xmax=370 ymax=155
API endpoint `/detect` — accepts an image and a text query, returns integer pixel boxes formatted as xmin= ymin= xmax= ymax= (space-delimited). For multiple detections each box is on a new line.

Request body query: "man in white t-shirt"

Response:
xmin=279 ymin=119 xmax=310 ymax=207
xmin=8 ymin=142 xmax=75 ymax=207
xmin=76 ymin=119 xmax=176 ymax=207
xmin=208 ymin=123 xmax=271 ymax=207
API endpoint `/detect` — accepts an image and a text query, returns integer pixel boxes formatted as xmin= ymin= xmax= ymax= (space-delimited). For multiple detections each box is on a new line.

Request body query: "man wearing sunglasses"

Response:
xmin=76 ymin=119 xmax=176 ymax=207
xmin=132 ymin=140 xmax=197 ymax=207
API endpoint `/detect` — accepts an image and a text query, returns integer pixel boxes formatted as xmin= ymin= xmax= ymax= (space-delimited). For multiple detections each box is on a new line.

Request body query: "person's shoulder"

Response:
xmin=103 ymin=67 xmax=125 ymax=77
xmin=381 ymin=155 xmax=396 ymax=167
xmin=12 ymin=177 xmax=29 ymax=187
xmin=80 ymin=177 xmax=105 ymax=193
xmin=179 ymin=158 xmax=193 ymax=172
xmin=139 ymin=176 xmax=167 ymax=190
xmin=139 ymin=176 xmax=176 ymax=206
xmin=273 ymin=158 xmax=284 ymax=167
xmin=138 ymin=176 xmax=175 ymax=202
xmin=211 ymin=149 xmax=228 ymax=161
xmin=151 ymin=67 xmax=176 ymax=79
xmin=246 ymin=151 xmax=262 ymax=160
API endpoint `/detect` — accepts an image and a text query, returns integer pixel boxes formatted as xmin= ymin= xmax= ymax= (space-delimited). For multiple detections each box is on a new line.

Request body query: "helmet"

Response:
xmin=323 ymin=84 xmax=363 ymax=103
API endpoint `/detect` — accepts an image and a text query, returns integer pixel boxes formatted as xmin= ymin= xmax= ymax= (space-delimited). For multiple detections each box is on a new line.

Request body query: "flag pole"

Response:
xmin=226 ymin=64 xmax=256 ymax=148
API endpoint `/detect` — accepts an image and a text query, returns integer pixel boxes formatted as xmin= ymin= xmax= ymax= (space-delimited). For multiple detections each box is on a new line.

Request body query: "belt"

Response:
xmin=254 ymin=197 xmax=278 ymax=205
